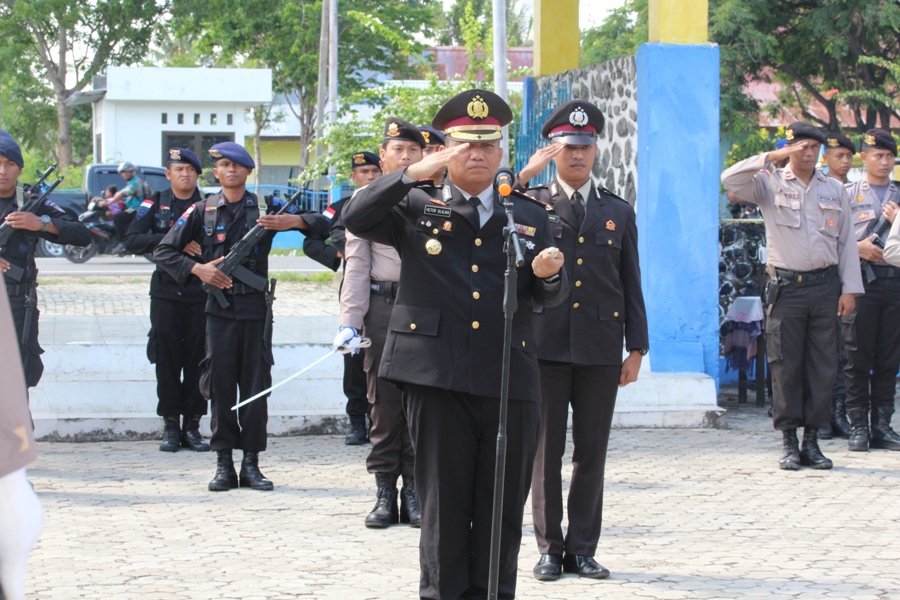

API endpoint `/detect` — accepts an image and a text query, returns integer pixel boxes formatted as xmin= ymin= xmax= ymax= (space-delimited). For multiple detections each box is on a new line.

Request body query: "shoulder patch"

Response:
xmin=172 ymin=203 xmax=196 ymax=231
xmin=323 ymin=206 xmax=336 ymax=221
xmin=600 ymin=186 xmax=627 ymax=203
xmin=137 ymin=198 xmax=155 ymax=218
xmin=511 ymin=189 xmax=550 ymax=209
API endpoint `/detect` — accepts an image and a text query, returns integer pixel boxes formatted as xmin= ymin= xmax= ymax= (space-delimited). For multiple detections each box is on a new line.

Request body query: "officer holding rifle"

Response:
xmin=153 ymin=142 xmax=318 ymax=492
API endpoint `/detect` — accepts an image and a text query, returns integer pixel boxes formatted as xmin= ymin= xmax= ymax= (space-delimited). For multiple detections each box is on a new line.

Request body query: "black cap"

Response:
xmin=823 ymin=133 xmax=856 ymax=154
xmin=785 ymin=122 xmax=826 ymax=145
xmin=862 ymin=129 xmax=898 ymax=155
xmin=540 ymin=100 xmax=605 ymax=145
xmin=383 ymin=118 xmax=427 ymax=148
xmin=432 ymin=88 xmax=512 ymax=142
xmin=209 ymin=142 xmax=255 ymax=168
xmin=350 ymin=151 xmax=381 ymax=170
xmin=418 ymin=126 xmax=445 ymax=146
xmin=0 ymin=134 xmax=24 ymax=168
xmin=166 ymin=147 xmax=203 ymax=174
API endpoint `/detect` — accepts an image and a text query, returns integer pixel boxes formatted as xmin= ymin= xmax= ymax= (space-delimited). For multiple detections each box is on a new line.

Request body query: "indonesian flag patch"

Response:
xmin=323 ymin=206 xmax=336 ymax=221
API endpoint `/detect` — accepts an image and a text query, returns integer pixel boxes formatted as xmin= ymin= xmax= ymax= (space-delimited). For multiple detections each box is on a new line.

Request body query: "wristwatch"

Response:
xmin=629 ymin=348 xmax=649 ymax=356
xmin=39 ymin=215 xmax=51 ymax=232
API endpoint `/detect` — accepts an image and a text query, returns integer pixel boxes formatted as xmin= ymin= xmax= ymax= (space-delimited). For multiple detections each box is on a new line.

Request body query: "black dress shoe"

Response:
xmin=563 ymin=554 xmax=610 ymax=579
xmin=532 ymin=554 xmax=563 ymax=581
xmin=239 ymin=451 xmax=274 ymax=491
xmin=208 ymin=450 xmax=238 ymax=492
xmin=159 ymin=417 xmax=181 ymax=453
xmin=181 ymin=416 xmax=210 ymax=452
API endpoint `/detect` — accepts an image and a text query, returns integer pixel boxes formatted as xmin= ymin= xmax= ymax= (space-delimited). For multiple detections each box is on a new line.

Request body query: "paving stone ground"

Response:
xmin=25 ymin=404 xmax=900 ymax=599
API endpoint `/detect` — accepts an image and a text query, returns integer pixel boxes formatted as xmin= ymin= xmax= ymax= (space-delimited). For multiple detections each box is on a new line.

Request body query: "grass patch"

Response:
xmin=269 ymin=248 xmax=306 ymax=257
xmin=40 ymin=276 xmax=149 ymax=285
xmin=270 ymin=271 xmax=334 ymax=284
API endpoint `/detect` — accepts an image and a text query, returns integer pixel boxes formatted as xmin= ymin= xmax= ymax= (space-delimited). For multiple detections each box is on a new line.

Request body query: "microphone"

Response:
xmin=494 ymin=167 xmax=515 ymax=197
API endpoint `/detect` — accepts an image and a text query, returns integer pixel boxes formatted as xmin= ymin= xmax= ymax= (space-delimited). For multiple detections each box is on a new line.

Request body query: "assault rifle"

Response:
xmin=202 ymin=191 xmax=301 ymax=308
xmin=862 ymin=214 xmax=893 ymax=283
xmin=0 ymin=171 xmax=64 ymax=282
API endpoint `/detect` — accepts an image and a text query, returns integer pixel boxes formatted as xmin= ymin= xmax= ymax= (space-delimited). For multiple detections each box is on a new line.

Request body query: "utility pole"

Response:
xmin=492 ymin=0 xmax=508 ymax=166
xmin=313 ymin=0 xmax=329 ymax=191
xmin=327 ymin=0 xmax=340 ymax=203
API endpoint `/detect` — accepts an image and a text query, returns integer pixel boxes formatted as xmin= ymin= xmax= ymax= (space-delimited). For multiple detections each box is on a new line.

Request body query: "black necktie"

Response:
xmin=468 ymin=196 xmax=481 ymax=211
xmin=571 ymin=191 xmax=585 ymax=227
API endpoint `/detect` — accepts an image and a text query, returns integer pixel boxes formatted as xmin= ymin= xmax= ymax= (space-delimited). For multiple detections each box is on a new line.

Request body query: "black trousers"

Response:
xmin=766 ymin=276 xmax=841 ymax=430
xmin=113 ymin=210 xmax=135 ymax=242
xmin=148 ymin=297 xmax=207 ymax=417
xmin=364 ymin=294 xmax=413 ymax=476
xmin=532 ymin=362 xmax=619 ymax=557
xmin=343 ymin=352 xmax=369 ymax=419
xmin=843 ymin=276 xmax=900 ymax=411
xmin=8 ymin=292 xmax=43 ymax=388
xmin=202 ymin=314 xmax=271 ymax=452
xmin=404 ymin=385 xmax=540 ymax=600
xmin=832 ymin=316 xmax=847 ymax=400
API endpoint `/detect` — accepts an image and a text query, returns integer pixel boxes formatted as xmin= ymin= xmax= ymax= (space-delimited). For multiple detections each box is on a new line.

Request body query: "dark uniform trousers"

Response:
xmin=767 ymin=274 xmax=842 ymax=430
xmin=532 ymin=361 xmax=620 ymax=556
xmin=364 ymin=292 xmax=413 ymax=477
xmin=842 ymin=275 xmax=900 ymax=411
xmin=149 ymin=297 xmax=207 ymax=417
xmin=343 ymin=353 xmax=369 ymax=419
xmin=404 ymin=385 xmax=540 ymax=600
xmin=8 ymin=292 xmax=43 ymax=388
xmin=203 ymin=313 xmax=271 ymax=452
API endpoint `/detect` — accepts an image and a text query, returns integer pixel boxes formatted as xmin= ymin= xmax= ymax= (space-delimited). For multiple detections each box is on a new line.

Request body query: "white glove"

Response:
xmin=334 ymin=326 xmax=362 ymax=355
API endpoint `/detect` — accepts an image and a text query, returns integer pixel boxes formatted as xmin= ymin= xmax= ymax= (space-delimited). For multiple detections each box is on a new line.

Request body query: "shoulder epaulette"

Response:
xmin=599 ymin=186 xmax=627 ymax=203
xmin=511 ymin=189 xmax=551 ymax=209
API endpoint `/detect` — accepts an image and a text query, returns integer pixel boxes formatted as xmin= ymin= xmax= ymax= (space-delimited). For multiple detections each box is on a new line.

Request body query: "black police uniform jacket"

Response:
xmin=152 ymin=191 xmax=316 ymax=320
xmin=342 ymin=169 xmax=571 ymax=404
xmin=1 ymin=193 xmax=91 ymax=288
xmin=303 ymin=196 xmax=350 ymax=272
xmin=522 ymin=178 xmax=648 ymax=365
xmin=123 ymin=188 xmax=206 ymax=303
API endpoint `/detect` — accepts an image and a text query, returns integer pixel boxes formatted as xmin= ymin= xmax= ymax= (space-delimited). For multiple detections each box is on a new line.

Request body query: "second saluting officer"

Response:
xmin=344 ymin=89 xmax=569 ymax=600
xmin=124 ymin=148 xmax=209 ymax=453
xmin=515 ymin=100 xmax=648 ymax=581
xmin=154 ymin=142 xmax=317 ymax=491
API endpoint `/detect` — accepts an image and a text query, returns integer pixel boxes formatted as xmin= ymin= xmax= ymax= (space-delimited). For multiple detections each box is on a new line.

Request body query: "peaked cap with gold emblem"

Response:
xmin=541 ymin=100 xmax=605 ymax=145
xmin=432 ymin=88 xmax=513 ymax=142
xmin=383 ymin=117 xmax=427 ymax=148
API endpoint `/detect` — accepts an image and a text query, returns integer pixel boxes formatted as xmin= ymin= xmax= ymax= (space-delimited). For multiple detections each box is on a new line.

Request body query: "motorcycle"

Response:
xmin=63 ymin=199 xmax=125 ymax=263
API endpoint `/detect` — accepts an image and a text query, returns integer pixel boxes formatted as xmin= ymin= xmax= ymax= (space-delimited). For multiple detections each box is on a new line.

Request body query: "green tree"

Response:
xmin=438 ymin=0 xmax=532 ymax=47
xmin=580 ymin=0 xmax=647 ymax=67
xmin=0 ymin=0 xmax=167 ymax=168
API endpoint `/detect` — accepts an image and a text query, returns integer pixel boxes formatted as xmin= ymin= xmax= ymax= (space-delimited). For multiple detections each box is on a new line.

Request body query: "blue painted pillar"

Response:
xmin=636 ymin=43 xmax=720 ymax=383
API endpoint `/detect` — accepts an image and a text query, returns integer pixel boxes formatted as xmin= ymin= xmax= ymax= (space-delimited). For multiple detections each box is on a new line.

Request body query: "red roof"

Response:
xmin=423 ymin=46 xmax=533 ymax=82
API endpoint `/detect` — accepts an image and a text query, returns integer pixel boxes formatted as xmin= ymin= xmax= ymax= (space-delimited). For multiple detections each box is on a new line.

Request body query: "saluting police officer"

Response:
xmin=842 ymin=129 xmax=900 ymax=452
xmin=337 ymin=120 xmax=425 ymax=529
xmin=515 ymin=100 xmax=648 ymax=582
xmin=417 ymin=126 xmax=447 ymax=186
xmin=722 ymin=122 xmax=863 ymax=471
xmin=343 ymin=89 xmax=569 ymax=600
xmin=0 ymin=132 xmax=91 ymax=391
xmin=124 ymin=148 xmax=209 ymax=453
xmin=305 ymin=151 xmax=382 ymax=445
xmin=153 ymin=142 xmax=317 ymax=491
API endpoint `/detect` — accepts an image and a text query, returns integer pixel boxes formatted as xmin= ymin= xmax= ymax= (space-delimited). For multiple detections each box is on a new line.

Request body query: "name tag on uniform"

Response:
xmin=818 ymin=194 xmax=839 ymax=205
xmin=424 ymin=206 xmax=451 ymax=218
xmin=548 ymin=215 xmax=560 ymax=223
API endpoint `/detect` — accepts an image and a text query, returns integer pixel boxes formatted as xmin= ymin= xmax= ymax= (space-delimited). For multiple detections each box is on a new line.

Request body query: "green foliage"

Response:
xmin=438 ymin=0 xmax=532 ymax=47
xmin=580 ymin=0 xmax=647 ymax=67
xmin=724 ymin=126 xmax=786 ymax=168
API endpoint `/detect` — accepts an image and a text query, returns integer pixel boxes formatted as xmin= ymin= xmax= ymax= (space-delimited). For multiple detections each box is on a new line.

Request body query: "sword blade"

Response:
xmin=231 ymin=348 xmax=338 ymax=410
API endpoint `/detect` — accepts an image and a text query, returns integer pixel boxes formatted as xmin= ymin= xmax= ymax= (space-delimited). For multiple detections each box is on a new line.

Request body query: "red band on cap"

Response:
xmin=443 ymin=115 xmax=501 ymax=130
xmin=550 ymin=124 xmax=597 ymax=135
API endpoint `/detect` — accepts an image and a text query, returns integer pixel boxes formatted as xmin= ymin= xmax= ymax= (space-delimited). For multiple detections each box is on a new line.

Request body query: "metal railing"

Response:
xmin=513 ymin=77 xmax=573 ymax=185
xmin=249 ymin=184 xmax=356 ymax=214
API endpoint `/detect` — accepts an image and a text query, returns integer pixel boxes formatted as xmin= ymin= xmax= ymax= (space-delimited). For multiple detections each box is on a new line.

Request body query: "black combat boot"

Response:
xmin=365 ymin=473 xmax=399 ymax=528
xmin=831 ymin=395 xmax=852 ymax=439
xmin=799 ymin=427 xmax=833 ymax=469
xmin=399 ymin=475 xmax=421 ymax=528
xmin=818 ymin=423 xmax=833 ymax=440
xmin=345 ymin=414 xmax=368 ymax=446
xmin=181 ymin=415 xmax=210 ymax=452
xmin=159 ymin=417 xmax=181 ymax=453
xmin=869 ymin=404 xmax=900 ymax=451
xmin=847 ymin=406 xmax=869 ymax=452
xmin=778 ymin=428 xmax=801 ymax=470
xmin=208 ymin=450 xmax=238 ymax=492
xmin=239 ymin=452 xmax=274 ymax=491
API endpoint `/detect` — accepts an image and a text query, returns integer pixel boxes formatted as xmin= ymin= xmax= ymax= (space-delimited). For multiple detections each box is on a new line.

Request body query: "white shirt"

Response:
xmin=557 ymin=178 xmax=592 ymax=209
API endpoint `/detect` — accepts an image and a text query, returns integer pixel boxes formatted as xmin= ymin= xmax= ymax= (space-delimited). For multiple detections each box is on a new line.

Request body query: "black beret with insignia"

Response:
xmin=350 ymin=151 xmax=381 ymax=170
xmin=862 ymin=128 xmax=897 ymax=155
xmin=432 ymin=88 xmax=512 ymax=142
xmin=383 ymin=118 xmax=427 ymax=148
xmin=784 ymin=121 xmax=826 ymax=145
xmin=823 ymin=133 xmax=856 ymax=154
xmin=418 ymin=125 xmax=445 ymax=146
xmin=166 ymin=147 xmax=202 ymax=174
xmin=540 ymin=100 xmax=605 ymax=145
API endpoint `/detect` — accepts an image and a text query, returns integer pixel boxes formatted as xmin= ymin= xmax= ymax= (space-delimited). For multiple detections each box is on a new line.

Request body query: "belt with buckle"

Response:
xmin=869 ymin=264 xmax=900 ymax=279
xmin=774 ymin=265 xmax=838 ymax=285
xmin=370 ymin=280 xmax=399 ymax=300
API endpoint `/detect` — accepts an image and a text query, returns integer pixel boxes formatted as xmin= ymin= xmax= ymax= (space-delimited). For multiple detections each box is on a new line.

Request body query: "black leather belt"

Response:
xmin=870 ymin=264 xmax=900 ymax=278
xmin=774 ymin=265 xmax=838 ymax=285
xmin=6 ymin=283 xmax=31 ymax=296
xmin=370 ymin=280 xmax=399 ymax=300
xmin=224 ymin=282 xmax=261 ymax=296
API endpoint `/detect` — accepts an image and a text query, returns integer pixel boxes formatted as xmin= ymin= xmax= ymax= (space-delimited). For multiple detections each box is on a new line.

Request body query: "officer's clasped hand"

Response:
xmin=532 ymin=246 xmax=565 ymax=279
xmin=334 ymin=326 xmax=362 ymax=355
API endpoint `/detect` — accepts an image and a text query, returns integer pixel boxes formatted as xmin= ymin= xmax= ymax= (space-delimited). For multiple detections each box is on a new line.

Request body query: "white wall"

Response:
xmin=105 ymin=66 xmax=272 ymax=104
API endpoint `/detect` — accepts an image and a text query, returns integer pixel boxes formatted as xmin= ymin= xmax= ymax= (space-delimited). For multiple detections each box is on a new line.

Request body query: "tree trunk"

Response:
xmin=56 ymin=95 xmax=74 ymax=169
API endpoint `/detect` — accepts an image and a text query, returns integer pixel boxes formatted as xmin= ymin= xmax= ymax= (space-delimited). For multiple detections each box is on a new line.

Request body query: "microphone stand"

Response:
xmin=487 ymin=187 xmax=525 ymax=600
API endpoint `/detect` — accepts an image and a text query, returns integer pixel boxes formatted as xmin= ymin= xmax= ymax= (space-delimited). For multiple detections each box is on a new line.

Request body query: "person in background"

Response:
xmin=417 ymin=126 xmax=447 ymax=186
xmin=109 ymin=161 xmax=150 ymax=253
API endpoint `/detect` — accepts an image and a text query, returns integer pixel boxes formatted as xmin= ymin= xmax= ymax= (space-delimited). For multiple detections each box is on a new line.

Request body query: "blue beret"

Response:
xmin=350 ymin=151 xmax=381 ymax=169
xmin=774 ymin=138 xmax=788 ymax=150
xmin=417 ymin=126 xmax=445 ymax=146
xmin=0 ymin=134 xmax=24 ymax=168
xmin=166 ymin=147 xmax=203 ymax=174
xmin=209 ymin=142 xmax=255 ymax=169
xmin=0 ymin=129 xmax=11 ymax=139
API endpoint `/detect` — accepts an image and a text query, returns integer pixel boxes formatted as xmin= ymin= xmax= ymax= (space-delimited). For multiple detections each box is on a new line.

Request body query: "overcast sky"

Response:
xmin=440 ymin=0 xmax=628 ymax=32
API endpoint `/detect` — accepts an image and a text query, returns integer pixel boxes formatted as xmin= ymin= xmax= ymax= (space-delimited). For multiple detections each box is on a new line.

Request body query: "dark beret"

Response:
xmin=823 ymin=133 xmax=856 ymax=154
xmin=541 ymin=100 xmax=605 ymax=145
xmin=383 ymin=118 xmax=427 ymax=148
xmin=166 ymin=147 xmax=203 ymax=174
xmin=785 ymin=122 xmax=826 ymax=145
xmin=862 ymin=129 xmax=897 ymax=155
xmin=350 ymin=151 xmax=381 ymax=169
xmin=417 ymin=126 xmax=445 ymax=146
xmin=432 ymin=88 xmax=512 ymax=142
xmin=0 ymin=134 xmax=24 ymax=168
xmin=209 ymin=142 xmax=255 ymax=169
